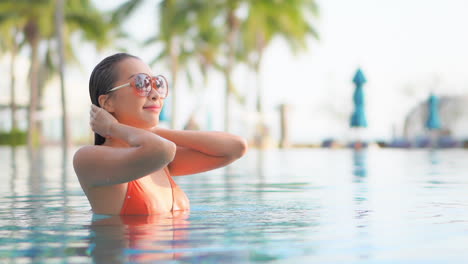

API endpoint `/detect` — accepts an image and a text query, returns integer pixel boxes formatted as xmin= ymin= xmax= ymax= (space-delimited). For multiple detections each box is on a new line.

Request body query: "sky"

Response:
xmin=1 ymin=0 xmax=468 ymax=143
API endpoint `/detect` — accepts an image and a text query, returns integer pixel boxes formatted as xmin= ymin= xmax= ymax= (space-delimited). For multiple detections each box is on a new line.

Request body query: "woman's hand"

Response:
xmin=90 ymin=104 xmax=118 ymax=139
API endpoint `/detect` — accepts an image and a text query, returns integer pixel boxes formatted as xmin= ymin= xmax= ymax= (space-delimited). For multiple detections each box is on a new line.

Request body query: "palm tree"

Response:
xmin=0 ymin=23 xmax=21 ymax=137
xmin=105 ymin=0 xmax=319 ymax=136
xmin=174 ymin=0 xmax=245 ymax=132
xmin=153 ymin=0 xmax=194 ymax=129
xmin=0 ymin=1 xmax=62 ymax=147
xmin=193 ymin=0 xmax=244 ymax=132
xmin=215 ymin=0 xmax=244 ymax=132
xmin=165 ymin=1 xmax=223 ymax=129
xmin=206 ymin=0 xmax=242 ymax=133
xmin=0 ymin=0 xmax=117 ymax=147
xmin=241 ymin=0 xmax=319 ymax=146
xmin=112 ymin=0 xmax=190 ymax=129
xmin=109 ymin=0 xmax=243 ymax=131
xmin=59 ymin=0 xmax=119 ymax=146
xmin=56 ymin=0 xmax=69 ymax=148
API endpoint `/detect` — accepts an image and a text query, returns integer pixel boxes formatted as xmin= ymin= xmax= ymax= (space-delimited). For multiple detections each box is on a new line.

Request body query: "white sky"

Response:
xmin=1 ymin=0 xmax=468 ymax=143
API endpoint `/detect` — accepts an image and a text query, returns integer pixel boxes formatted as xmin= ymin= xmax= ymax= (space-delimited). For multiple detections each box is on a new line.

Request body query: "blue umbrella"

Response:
xmin=159 ymin=103 xmax=170 ymax=122
xmin=426 ymin=93 xmax=441 ymax=130
xmin=350 ymin=68 xmax=368 ymax=128
xmin=353 ymin=150 xmax=367 ymax=178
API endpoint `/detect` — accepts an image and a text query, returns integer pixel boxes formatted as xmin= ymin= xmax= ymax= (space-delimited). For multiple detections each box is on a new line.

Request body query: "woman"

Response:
xmin=73 ymin=53 xmax=248 ymax=216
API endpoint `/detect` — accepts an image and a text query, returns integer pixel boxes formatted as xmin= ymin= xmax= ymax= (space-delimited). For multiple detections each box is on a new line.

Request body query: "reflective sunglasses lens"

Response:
xmin=154 ymin=76 xmax=168 ymax=97
xmin=135 ymin=74 xmax=152 ymax=96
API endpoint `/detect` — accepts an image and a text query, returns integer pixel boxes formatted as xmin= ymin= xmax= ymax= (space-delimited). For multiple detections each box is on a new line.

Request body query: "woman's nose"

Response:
xmin=149 ymin=87 xmax=160 ymax=100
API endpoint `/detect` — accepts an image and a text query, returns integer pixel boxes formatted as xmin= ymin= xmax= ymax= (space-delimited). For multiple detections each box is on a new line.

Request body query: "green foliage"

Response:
xmin=242 ymin=0 xmax=319 ymax=67
xmin=0 ymin=0 xmax=118 ymax=72
xmin=0 ymin=129 xmax=27 ymax=146
xmin=1 ymin=0 xmax=321 ymax=140
xmin=0 ymin=0 xmax=121 ymax=146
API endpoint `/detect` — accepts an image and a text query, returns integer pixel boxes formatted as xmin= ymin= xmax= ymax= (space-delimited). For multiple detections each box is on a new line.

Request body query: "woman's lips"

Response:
xmin=143 ymin=106 xmax=161 ymax=112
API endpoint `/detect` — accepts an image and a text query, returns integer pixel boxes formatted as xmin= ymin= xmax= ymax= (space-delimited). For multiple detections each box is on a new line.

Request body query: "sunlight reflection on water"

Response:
xmin=1 ymin=146 xmax=468 ymax=263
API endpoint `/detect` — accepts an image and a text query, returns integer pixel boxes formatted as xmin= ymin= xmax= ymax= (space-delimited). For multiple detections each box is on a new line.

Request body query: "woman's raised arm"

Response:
xmin=151 ymin=127 xmax=248 ymax=176
xmin=73 ymin=106 xmax=176 ymax=188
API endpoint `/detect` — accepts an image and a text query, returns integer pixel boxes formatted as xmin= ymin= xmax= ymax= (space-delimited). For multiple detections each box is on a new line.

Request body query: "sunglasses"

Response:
xmin=108 ymin=73 xmax=169 ymax=98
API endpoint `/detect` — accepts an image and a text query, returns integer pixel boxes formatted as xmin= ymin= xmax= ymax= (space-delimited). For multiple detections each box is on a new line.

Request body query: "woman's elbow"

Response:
xmin=146 ymin=137 xmax=177 ymax=167
xmin=168 ymin=141 xmax=177 ymax=161
xmin=231 ymin=136 xmax=248 ymax=159
xmin=160 ymin=140 xmax=177 ymax=164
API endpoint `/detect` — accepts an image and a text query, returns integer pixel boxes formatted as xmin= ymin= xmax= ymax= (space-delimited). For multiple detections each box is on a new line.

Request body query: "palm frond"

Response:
xmin=149 ymin=49 xmax=168 ymax=67
xmin=110 ymin=0 xmax=143 ymax=26
xmin=144 ymin=35 xmax=160 ymax=46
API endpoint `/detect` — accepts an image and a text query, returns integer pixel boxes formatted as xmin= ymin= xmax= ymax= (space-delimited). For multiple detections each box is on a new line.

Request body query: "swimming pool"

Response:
xmin=1 ymin=146 xmax=468 ymax=263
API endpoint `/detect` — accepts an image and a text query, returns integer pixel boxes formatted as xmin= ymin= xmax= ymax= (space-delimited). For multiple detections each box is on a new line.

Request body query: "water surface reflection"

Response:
xmin=90 ymin=212 xmax=190 ymax=263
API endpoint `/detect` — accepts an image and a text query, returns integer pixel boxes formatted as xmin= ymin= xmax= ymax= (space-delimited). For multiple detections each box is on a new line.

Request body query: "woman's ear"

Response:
xmin=98 ymin=94 xmax=115 ymax=112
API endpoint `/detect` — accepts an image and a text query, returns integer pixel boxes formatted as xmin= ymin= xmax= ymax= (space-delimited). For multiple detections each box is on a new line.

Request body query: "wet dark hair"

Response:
xmin=89 ymin=53 xmax=140 ymax=145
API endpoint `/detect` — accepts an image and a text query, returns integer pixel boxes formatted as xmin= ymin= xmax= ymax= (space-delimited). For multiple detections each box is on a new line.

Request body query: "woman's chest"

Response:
xmin=139 ymin=169 xmax=173 ymax=212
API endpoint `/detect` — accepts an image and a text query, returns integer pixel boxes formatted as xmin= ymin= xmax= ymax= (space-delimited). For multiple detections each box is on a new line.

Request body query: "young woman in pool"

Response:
xmin=73 ymin=53 xmax=248 ymax=216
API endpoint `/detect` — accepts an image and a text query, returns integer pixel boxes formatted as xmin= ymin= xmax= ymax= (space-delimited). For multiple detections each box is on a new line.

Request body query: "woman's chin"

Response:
xmin=151 ymin=120 xmax=160 ymax=127
xmin=122 ymin=117 xmax=159 ymax=130
xmin=144 ymin=118 xmax=159 ymax=128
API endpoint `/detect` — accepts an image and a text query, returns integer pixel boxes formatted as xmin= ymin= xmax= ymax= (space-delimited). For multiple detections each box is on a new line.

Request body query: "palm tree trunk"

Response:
xmin=26 ymin=21 xmax=40 ymax=148
xmin=37 ymin=78 xmax=44 ymax=145
xmin=56 ymin=0 xmax=70 ymax=148
xmin=169 ymin=39 xmax=179 ymax=129
xmin=255 ymin=39 xmax=265 ymax=115
xmin=224 ymin=69 xmax=232 ymax=132
xmin=253 ymin=64 xmax=265 ymax=148
xmin=279 ymin=103 xmax=290 ymax=148
xmin=224 ymin=8 xmax=237 ymax=132
xmin=253 ymin=48 xmax=270 ymax=148
xmin=9 ymin=29 xmax=18 ymax=134
xmin=255 ymin=62 xmax=262 ymax=114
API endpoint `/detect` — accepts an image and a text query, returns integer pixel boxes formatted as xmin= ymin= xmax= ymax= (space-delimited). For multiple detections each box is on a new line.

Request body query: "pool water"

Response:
xmin=1 ymin=146 xmax=468 ymax=263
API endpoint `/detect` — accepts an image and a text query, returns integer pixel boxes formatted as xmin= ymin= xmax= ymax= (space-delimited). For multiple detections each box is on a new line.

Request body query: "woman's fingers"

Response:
xmin=89 ymin=104 xmax=115 ymax=138
xmin=90 ymin=105 xmax=97 ymax=115
xmin=90 ymin=104 xmax=103 ymax=119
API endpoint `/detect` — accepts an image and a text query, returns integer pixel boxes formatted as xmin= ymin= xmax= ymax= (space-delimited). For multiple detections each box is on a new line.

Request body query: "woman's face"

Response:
xmin=105 ymin=58 xmax=165 ymax=129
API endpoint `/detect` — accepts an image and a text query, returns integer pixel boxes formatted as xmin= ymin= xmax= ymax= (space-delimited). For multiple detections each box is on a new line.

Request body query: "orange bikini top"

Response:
xmin=120 ymin=167 xmax=190 ymax=215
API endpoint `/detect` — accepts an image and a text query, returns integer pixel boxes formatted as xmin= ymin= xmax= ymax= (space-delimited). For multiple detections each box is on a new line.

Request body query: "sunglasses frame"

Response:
xmin=108 ymin=73 xmax=169 ymax=98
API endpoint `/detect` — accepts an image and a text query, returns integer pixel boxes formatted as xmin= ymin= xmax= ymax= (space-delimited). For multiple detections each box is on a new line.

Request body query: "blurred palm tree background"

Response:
xmin=0 ymin=0 xmax=319 ymax=148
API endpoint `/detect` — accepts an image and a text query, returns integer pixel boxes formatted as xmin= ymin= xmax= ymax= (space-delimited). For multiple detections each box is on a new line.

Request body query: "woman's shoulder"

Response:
xmin=74 ymin=144 xmax=99 ymax=159
xmin=72 ymin=144 xmax=119 ymax=186
xmin=73 ymin=145 xmax=111 ymax=170
xmin=73 ymin=145 xmax=95 ymax=171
